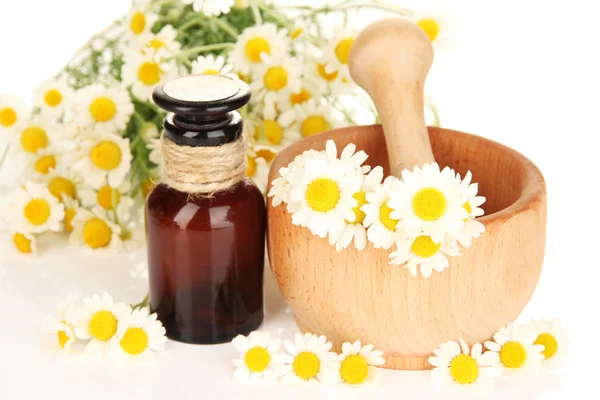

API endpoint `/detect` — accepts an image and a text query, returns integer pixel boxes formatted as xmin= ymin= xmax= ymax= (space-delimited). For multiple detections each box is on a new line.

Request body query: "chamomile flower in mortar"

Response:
xmin=456 ymin=171 xmax=486 ymax=248
xmin=43 ymin=298 xmax=78 ymax=352
xmin=79 ymin=180 xmax=134 ymax=217
xmin=125 ymin=0 xmax=157 ymax=41
xmin=229 ymin=23 xmax=289 ymax=75
xmin=527 ymin=318 xmax=569 ymax=369
xmin=33 ymin=78 xmax=73 ymax=118
xmin=274 ymin=333 xmax=339 ymax=385
xmin=388 ymin=163 xmax=468 ymax=244
xmin=0 ymin=93 xmax=29 ymax=135
xmin=191 ymin=54 xmax=237 ymax=78
xmin=429 ymin=338 xmax=500 ymax=396
xmin=122 ymin=49 xmax=178 ymax=101
xmin=72 ymin=84 xmax=134 ymax=134
xmin=362 ymin=176 xmax=403 ymax=250
xmin=324 ymin=140 xmax=369 ymax=171
xmin=287 ymin=151 xmax=362 ymax=238
xmin=336 ymin=341 xmax=386 ymax=386
xmin=70 ymin=208 xmax=122 ymax=251
xmin=12 ymin=115 xmax=58 ymax=156
xmin=8 ymin=182 xmax=65 ymax=234
xmin=71 ymin=293 xmax=131 ymax=356
xmin=389 ymin=235 xmax=460 ymax=277
xmin=137 ymin=25 xmax=181 ymax=56
xmin=413 ymin=12 xmax=455 ymax=50
xmin=246 ymin=150 xmax=269 ymax=193
xmin=279 ymin=99 xmax=343 ymax=139
xmin=111 ymin=307 xmax=167 ymax=361
xmin=484 ymin=323 xmax=545 ymax=376
xmin=73 ymin=133 xmax=132 ymax=188
xmin=250 ymin=54 xmax=302 ymax=119
xmin=11 ymin=232 xmax=38 ymax=256
xmin=182 ymin=0 xmax=234 ymax=16
xmin=322 ymin=26 xmax=358 ymax=76
xmin=232 ymin=331 xmax=282 ymax=381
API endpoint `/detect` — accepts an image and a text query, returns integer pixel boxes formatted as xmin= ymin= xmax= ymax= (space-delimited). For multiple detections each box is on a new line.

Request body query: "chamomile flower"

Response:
xmin=232 ymin=331 xmax=281 ymax=381
xmin=429 ymin=338 xmax=500 ymax=397
xmin=274 ymin=333 xmax=339 ymax=385
xmin=413 ymin=12 xmax=454 ymax=51
xmin=139 ymin=122 xmax=159 ymax=142
xmin=246 ymin=150 xmax=269 ymax=193
xmin=0 ymin=93 xmax=29 ymax=135
xmin=279 ymin=100 xmax=343 ymax=139
xmin=71 ymin=293 xmax=131 ymax=356
xmin=44 ymin=169 xmax=81 ymax=202
xmin=527 ymin=318 xmax=569 ymax=369
xmin=277 ymin=80 xmax=322 ymax=113
xmin=60 ymin=194 xmax=80 ymax=233
xmin=111 ymin=308 xmax=167 ymax=361
xmin=182 ymin=0 xmax=234 ymax=16
xmin=72 ymin=84 xmax=134 ymax=134
xmin=303 ymin=55 xmax=340 ymax=96
xmin=12 ymin=232 xmax=38 ymax=255
xmin=137 ymin=24 xmax=181 ymax=56
xmin=43 ymin=298 xmax=77 ymax=352
xmin=191 ymin=54 xmax=237 ymax=78
xmin=79 ymin=181 xmax=134 ymax=218
xmin=229 ymin=23 xmax=289 ymax=74
xmin=12 ymin=115 xmax=57 ymax=156
xmin=73 ymin=133 xmax=132 ymax=187
xmin=389 ymin=235 xmax=460 ymax=277
xmin=322 ymin=26 xmax=358 ymax=77
xmin=70 ymin=208 xmax=122 ymax=251
xmin=33 ymin=78 xmax=73 ymax=118
xmin=122 ymin=49 xmax=178 ymax=101
xmin=456 ymin=171 xmax=486 ymax=248
xmin=484 ymin=323 xmax=545 ymax=376
xmin=250 ymin=55 xmax=302 ymax=119
xmin=30 ymin=147 xmax=60 ymax=176
xmin=388 ymin=163 xmax=468 ymax=244
xmin=252 ymin=118 xmax=300 ymax=149
xmin=147 ymin=137 xmax=163 ymax=171
xmin=336 ymin=341 xmax=386 ymax=386
xmin=125 ymin=1 xmax=157 ymax=41
xmin=362 ymin=176 xmax=403 ymax=250
xmin=287 ymin=150 xmax=362 ymax=238
xmin=289 ymin=23 xmax=306 ymax=41
xmin=8 ymin=182 xmax=65 ymax=234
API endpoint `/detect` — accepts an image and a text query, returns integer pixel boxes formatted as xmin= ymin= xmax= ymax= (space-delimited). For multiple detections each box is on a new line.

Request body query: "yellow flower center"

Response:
xmin=13 ymin=233 xmax=32 ymax=254
xmin=264 ymin=66 xmax=289 ymax=91
xmin=20 ymin=126 xmax=48 ymax=153
xmin=317 ymin=63 xmax=339 ymax=82
xmin=379 ymin=201 xmax=399 ymax=231
xmin=244 ymin=346 xmax=271 ymax=373
xmin=88 ymin=310 xmax=118 ymax=341
xmin=44 ymin=89 xmax=63 ymax=107
xmin=411 ymin=235 xmax=441 ymax=258
xmin=290 ymin=88 xmax=312 ymax=105
xmin=335 ymin=38 xmax=355 ymax=65
xmin=0 ymin=107 xmax=17 ymax=127
xmin=417 ymin=18 xmax=440 ymax=42
xmin=347 ymin=190 xmax=367 ymax=224
xmin=34 ymin=155 xmax=56 ymax=175
xmin=301 ymin=116 xmax=330 ymax=137
xmin=130 ymin=12 xmax=147 ymax=35
xmin=412 ymin=188 xmax=447 ymax=221
xmin=90 ymin=140 xmax=122 ymax=171
xmin=293 ymin=351 xmax=321 ymax=380
xmin=291 ymin=27 xmax=304 ymax=40
xmin=148 ymin=38 xmax=166 ymax=52
xmin=64 ymin=208 xmax=76 ymax=232
xmin=142 ymin=178 xmax=155 ymax=197
xmin=58 ymin=324 xmax=71 ymax=348
xmin=246 ymin=156 xmax=257 ymax=177
xmin=120 ymin=327 xmax=149 ymax=356
xmin=202 ymin=69 xmax=220 ymax=75
xmin=463 ymin=201 xmax=472 ymax=222
xmin=138 ymin=62 xmax=162 ymax=86
xmin=340 ymin=355 xmax=369 ymax=385
xmin=449 ymin=354 xmax=479 ymax=384
xmin=96 ymin=185 xmax=121 ymax=210
xmin=24 ymin=199 xmax=51 ymax=226
xmin=256 ymin=120 xmax=284 ymax=145
xmin=306 ymin=178 xmax=340 ymax=213
xmin=89 ymin=97 xmax=117 ymax=122
xmin=245 ymin=37 xmax=271 ymax=62
xmin=83 ymin=218 xmax=112 ymax=249
xmin=500 ymin=341 xmax=528 ymax=369
xmin=48 ymin=177 xmax=76 ymax=200
xmin=255 ymin=149 xmax=276 ymax=162
xmin=534 ymin=333 xmax=558 ymax=360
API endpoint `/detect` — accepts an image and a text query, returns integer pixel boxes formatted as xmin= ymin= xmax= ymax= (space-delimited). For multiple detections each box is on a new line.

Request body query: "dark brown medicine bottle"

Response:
xmin=146 ymin=75 xmax=265 ymax=344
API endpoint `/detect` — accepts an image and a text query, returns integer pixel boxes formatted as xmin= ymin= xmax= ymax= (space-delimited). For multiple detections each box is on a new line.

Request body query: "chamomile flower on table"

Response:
xmin=11 ymin=232 xmax=38 ymax=256
xmin=71 ymin=293 xmax=131 ymax=356
xmin=273 ymin=333 xmax=339 ymax=385
xmin=413 ymin=12 xmax=454 ymax=51
xmin=456 ymin=171 xmax=486 ymax=248
xmin=8 ymin=182 xmax=65 ymax=234
xmin=183 ymin=0 xmax=234 ymax=16
xmin=322 ymin=26 xmax=358 ymax=76
xmin=137 ymin=25 xmax=181 ymax=56
xmin=32 ymin=78 xmax=73 ymax=118
xmin=71 ymin=84 xmax=134 ymax=134
xmin=279 ymin=100 xmax=343 ymax=139
xmin=125 ymin=0 xmax=157 ymax=42
xmin=389 ymin=235 xmax=460 ymax=277
xmin=79 ymin=180 xmax=134 ymax=218
xmin=70 ymin=208 xmax=122 ymax=251
xmin=388 ymin=163 xmax=468 ymax=244
xmin=122 ymin=49 xmax=178 ymax=101
xmin=73 ymin=133 xmax=132 ymax=188
xmin=191 ymin=54 xmax=237 ymax=78
xmin=43 ymin=298 xmax=78 ymax=352
xmin=362 ymin=176 xmax=403 ymax=250
xmin=286 ymin=150 xmax=362 ymax=238
xmin=110 ymin=307 xmax=167 ymax=361
xmin=11 ymin=115 xmax=58 ymax=157
xmin=527 ymin=318 xmax=569 ymax=369
xmin=246 ymin=150 xmax=269 ymax=194
xmin=429 ymin=338 xmax=500 ymax=397
xmin=231 ymin=331 xmax=281 ymax=381
xmin=0 ymin=93 xmax=29 ymax=135
xmin=229 ymin=23 xmax=289 ymax=75
xmin=484 ymin=323 xmax=545 ymax=376
xmin=336 ymin=341 xmax=386 ymax=386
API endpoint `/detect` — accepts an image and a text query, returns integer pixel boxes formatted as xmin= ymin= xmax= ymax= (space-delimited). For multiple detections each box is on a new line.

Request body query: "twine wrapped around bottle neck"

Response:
xmin=160 ymin=131 xmax=247 ymax=195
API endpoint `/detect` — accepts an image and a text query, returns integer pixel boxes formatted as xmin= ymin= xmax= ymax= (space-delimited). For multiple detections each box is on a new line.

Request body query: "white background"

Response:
xmin=0 ymin=0 xmax=599 ymax=399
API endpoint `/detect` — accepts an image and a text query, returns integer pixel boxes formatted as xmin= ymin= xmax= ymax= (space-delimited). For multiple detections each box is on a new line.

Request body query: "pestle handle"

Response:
xmin=349 ymin=18 xmax=435 ymax=176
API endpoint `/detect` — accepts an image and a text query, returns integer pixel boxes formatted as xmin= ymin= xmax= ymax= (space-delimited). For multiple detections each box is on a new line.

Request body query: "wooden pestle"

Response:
xmin=349 ymin=18 xmax=435 ymax=176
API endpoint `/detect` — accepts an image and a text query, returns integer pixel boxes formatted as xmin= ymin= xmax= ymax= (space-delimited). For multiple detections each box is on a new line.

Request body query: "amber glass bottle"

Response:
xmin=147 ymin=75 xmax=265 ymax=344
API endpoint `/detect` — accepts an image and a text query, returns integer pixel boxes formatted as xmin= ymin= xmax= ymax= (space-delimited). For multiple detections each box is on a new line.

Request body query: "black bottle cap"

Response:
xmin=153 ymin=75 xmax=251 ymax=147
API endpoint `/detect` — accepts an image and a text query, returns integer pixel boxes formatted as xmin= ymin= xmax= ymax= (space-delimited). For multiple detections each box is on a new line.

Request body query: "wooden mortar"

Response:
xmin=266 ymin=19 xmax=547 ymax=370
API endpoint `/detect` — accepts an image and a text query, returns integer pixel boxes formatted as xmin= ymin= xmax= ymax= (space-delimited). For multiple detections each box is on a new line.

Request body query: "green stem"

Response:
xmin=259 ymin=4 xmax=293 ymax=29
xmin=131 ymin=292 xmax=149 ymax=310
xmin=170 ymin=43 xmax=235 ymax=61
xmin=209 ymin=16 xmax=239 ymax=39
xmin=251 ymin=4 xmax=263 ymax=24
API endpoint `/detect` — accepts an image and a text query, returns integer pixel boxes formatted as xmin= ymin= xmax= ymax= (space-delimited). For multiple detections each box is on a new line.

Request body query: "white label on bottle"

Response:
xmin=163 ymin=75 xmax=240 ymax=103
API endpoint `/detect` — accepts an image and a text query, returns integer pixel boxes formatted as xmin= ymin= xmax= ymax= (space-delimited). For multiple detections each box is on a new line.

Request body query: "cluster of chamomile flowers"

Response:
xmin=268 ymin=140 xmax=486 ymax=277
xmin=43 ymin=293 xmax=166 ymax=361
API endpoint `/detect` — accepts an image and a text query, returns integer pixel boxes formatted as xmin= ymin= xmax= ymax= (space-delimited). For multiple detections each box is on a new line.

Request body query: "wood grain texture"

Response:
xmin=267 ymin=126 xmax=547 ymax=370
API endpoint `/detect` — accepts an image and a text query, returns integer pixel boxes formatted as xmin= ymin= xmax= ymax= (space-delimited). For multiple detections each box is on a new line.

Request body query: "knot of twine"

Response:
xmin=160 ymin=132 xmax=247 ymax=195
